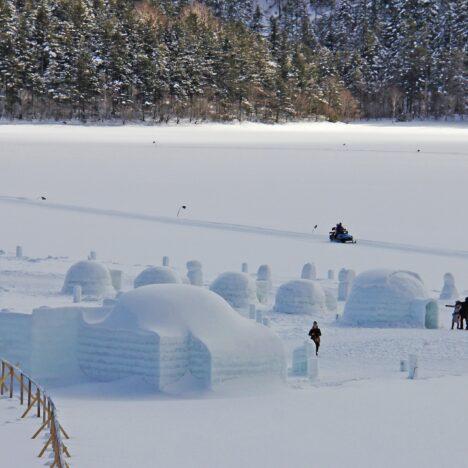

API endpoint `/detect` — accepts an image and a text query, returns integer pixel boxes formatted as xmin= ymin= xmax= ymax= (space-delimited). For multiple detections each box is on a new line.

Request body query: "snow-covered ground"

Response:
xmin=0 ymin=122 xmax=467 ymax=467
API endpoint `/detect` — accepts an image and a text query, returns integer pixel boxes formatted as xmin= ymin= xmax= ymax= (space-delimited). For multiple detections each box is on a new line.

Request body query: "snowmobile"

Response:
xmin=329 ymin=227 xmax=356 ymax=243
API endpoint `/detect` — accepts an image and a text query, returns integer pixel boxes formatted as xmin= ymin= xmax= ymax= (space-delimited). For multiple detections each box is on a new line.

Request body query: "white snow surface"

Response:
xmin=1 ymin=122 xmax=468 ymax=467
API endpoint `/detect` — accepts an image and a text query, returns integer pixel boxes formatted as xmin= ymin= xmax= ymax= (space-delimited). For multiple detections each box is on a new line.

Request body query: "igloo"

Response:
xmin=62 ymin=260 xmax=114 ymax=297
xmin=78 ymin=284 xmax=286 ymax=391
xmin=210 ymin=272 xmax=257 ymax=309
xmin=274 ymin=280 xmax=330 ymax=316
xmin=343 ymin=269 xmax=439 ymax=328
xmin=134 ymin=266 xmax=181 ymax=288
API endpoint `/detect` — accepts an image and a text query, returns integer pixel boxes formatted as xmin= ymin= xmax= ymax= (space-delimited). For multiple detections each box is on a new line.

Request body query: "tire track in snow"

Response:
xmin=1 ymin=195 xmax=467 ymax=259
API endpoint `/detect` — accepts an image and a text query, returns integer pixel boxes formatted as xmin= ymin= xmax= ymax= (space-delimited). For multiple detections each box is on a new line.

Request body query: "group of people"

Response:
xmin=447 ymin=298 xmax=468 ymax=330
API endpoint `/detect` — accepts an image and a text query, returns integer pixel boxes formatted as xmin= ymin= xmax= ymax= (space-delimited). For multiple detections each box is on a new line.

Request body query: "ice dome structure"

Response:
xmin=62 ymin=260 xmax=114 ymax=297
xmin=134 ymin=266 xmax=181 ymax=288
xmin=78 ymin=284 xmax=286 ymax=391
xmin=343 ymin=269 xmax=439 ymax=328
xmin=274 ymin=280 xmax=328 ymax=316
xmin=210 ymin=272 xmax=257 ymax=309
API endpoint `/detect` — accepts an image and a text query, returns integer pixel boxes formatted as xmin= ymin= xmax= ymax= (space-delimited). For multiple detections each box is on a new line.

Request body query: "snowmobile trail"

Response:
xmin=1 ymin=195 xmax=467 ymax=259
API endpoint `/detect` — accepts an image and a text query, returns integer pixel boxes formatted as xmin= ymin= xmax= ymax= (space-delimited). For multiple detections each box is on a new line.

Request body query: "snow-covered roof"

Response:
xmin=102 ymin=284 xmax=284 ymax=359
xmin=134 ymin=266 xmax=181 ymax=288
xmin=210 ymin=272 xmax=257 ymax=308
xmin=343 ymin=269 xmax=438 ymax=328
xmin=62 ymin=260 xmax=114 ymax=297
xmin=274 ymin=279 xmax=328 ymax=316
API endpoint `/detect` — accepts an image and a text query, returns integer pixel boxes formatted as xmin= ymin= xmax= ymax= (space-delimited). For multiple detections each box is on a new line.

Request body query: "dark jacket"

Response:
xmin=460 ymin=301 xmax=468 ymax=318
xmin=309 ymin=327 xmax=322 ymax=340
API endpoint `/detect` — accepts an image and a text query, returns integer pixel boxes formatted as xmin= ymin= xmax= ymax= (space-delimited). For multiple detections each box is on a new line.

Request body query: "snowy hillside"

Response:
xmin=0 ymin=121 xmax=467 ymax=467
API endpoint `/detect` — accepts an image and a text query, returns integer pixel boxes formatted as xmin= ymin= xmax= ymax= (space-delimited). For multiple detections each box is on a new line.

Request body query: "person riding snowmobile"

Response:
xmin=336 ymin=222 xmax=345 ymax=235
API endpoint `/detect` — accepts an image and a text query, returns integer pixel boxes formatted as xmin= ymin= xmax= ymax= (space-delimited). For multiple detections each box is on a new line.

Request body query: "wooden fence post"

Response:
xmin=28 ymin=379 xmax=32 ymax=406
xmin=9 ymin=366 xmax=14 ymax=398
xmin=20 ymin=373 xmax=24 ymax=404
xmin=1 ymin=361 xmax=4 ymax=395
xmin=36 ymin=388 xmax=41 ymax=418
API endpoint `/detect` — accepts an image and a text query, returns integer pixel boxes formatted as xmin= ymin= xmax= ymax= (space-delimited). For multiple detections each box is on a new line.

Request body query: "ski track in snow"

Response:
xmin=1 ymin=195 xmax=468 ymax=260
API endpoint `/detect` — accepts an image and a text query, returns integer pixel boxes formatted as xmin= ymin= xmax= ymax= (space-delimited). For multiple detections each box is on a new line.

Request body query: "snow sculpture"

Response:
xmin=16 ymin=246 xmax=23 ymax=258
xmin=301 ymin=263 xmax=317 ymax=280
xmin=186 ymin=260 xmax=203 ymax=286
xmin=88 ymin=251 xmax=97 ymax=261
xmin=78 ymin=284 xmax=286 ymax=392
xmin=324 ymin=288 xmax=337 ymax=312
xmin=338 ymin=268 xmax=354 ymax=301
xmin=134 ymin=266 xmax=181 ymax=289
xmin=327 ymin=270 xmax=334 ymax=280
xmin=408 ymin=354 xmax=419 ymax=379
xmin=62 ymin=260 xmax=114 ymax=297
xmin=162 ymin=256 xmax=170 ymax=267
xmin=292 ymin=341 xmax=319 ymax=379
xmin=241 ymin=262 xmax=249 ymax=273
xmin=110 ymin=269 xmax=123 ymax=291
xmin=210 ymin=272 xmax=257 ymax=309
xmin=73 ymin=285 xmax=82 ymax=303
xmin=255 ymin=309 xmax=263 ymax=323
xmin=439 ymin=273 xmax=458 ymax=300
xmin=343 ymin=269 xmax=439 ymax=329
xmin=274 ymin=280 xmax=327 ymax=316
xmin=256 ymin=264 xmax=272 ymax=304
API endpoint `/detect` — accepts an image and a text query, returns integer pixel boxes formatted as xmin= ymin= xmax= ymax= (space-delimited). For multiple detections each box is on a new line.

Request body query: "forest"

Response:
xmin=0 ymin=0 xmax=466 ymax=122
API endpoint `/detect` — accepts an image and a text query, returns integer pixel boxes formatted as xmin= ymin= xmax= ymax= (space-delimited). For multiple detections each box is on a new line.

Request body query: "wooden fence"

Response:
xmin=0 ymin=359 xmax=71 ymax=467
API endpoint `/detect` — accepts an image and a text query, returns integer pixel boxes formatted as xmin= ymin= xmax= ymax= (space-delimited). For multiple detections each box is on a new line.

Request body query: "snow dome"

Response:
xmin=62 ymin=260 xmax=114 ymax=297
xmin=274 ymin=280 xmax=328 ymax=316
xmin=210 ymin=272 xmax=257 ymax=309
xmin=134 ymin=266 xmax=181 ymax=288
xmin=78 ymin=284 xmax=285 ymax=391
xmin=343 ymin=269 xmax=439 ymax=328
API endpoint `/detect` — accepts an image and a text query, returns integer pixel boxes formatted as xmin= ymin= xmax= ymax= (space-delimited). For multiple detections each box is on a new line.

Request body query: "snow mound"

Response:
xmin=80 ymin=284 xmax=285 ymax=391
xmin=343 ymin=269 xmax=439 ymax=328
xmin=62 ymin=260 xmax=114 ymax=297
xmin=274 ymin=280 xmax=328 ymax=316
xmin=210 ymin=272 xmax=257 ymax=309
xmin=134 ymin=266 xmax=181 ymax=288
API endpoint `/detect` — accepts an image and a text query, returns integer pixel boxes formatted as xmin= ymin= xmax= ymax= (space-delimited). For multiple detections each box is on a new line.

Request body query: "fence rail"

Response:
xmin=0 ymin=359 xmax=70 ymax=467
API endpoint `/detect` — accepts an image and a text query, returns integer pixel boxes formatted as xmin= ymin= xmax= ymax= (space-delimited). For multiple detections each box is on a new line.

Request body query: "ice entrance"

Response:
xmin=425 ymin=301 xmax=439 ymax=329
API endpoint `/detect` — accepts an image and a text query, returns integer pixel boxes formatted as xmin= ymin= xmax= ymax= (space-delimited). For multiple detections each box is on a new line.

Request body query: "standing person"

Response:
xmin=308 ymin=321 xmax=322 ymax=356
xmin=460 ymin=298 xmax=468 ymax=330
xmin=446 ymin=301 xmax=462 ymax=329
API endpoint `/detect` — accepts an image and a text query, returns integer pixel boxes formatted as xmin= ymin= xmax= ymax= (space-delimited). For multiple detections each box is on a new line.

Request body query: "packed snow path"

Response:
xmin=1 ymin=195 xmax=467 ymax=259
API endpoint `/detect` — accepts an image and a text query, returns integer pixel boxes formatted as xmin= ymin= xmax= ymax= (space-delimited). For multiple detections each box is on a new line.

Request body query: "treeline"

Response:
xmin=0 ymin=0 xmax=466 ymax=123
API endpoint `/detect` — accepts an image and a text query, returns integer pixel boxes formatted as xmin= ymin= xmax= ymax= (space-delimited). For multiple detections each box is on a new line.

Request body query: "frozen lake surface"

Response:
xmin=0 ymin=122 xmax=467 ymax=467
